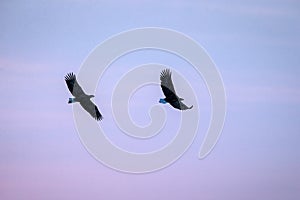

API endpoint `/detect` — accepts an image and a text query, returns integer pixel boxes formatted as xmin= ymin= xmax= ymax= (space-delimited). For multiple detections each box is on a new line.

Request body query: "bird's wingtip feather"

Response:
xmin=65 ymin=72 xmax=76 ymax=81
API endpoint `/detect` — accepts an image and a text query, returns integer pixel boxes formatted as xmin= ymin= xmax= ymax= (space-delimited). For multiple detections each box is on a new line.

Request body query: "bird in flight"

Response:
xmin=65 ymin=72 xmax=103 ymax=121
xmin=159 ymin=69 xmax=193 ymax=110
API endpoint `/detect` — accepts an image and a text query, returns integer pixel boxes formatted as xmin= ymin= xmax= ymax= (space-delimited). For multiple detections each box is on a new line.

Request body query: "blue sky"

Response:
xmin=0 ymin=0 xmax=299 ymax=199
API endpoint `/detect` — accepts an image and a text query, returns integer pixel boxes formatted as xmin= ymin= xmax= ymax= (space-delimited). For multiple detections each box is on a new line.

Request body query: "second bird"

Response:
xmin=159 ymin=69 xmax=193 ymax=110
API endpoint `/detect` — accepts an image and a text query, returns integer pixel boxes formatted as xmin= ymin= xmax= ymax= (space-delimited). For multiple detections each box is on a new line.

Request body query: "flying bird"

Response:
xmin=159 ymin=69 xmax=193 ymax=110
xmin=65 ymin=72 xmax=103 ymax=121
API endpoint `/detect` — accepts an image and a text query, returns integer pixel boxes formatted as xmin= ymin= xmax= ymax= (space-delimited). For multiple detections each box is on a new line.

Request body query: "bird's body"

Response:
xmin=68 ymin=95 xmax=94 ymax=104
xmin=65 ymin=73 xmax=103 ymax=121
xmin=159 ymin=69 xmax=193 ymax=110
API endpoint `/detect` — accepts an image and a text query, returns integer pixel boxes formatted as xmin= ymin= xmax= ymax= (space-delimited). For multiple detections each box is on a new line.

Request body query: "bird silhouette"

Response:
xmin=159 ymin=69 xmax=193 ymax=110
xmin=65 ymin=72 xmax=103 ymax=121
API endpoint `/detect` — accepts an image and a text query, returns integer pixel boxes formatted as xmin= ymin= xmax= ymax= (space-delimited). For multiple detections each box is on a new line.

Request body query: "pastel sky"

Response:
xmin=0 ymin=0 xmax=299 ymax=199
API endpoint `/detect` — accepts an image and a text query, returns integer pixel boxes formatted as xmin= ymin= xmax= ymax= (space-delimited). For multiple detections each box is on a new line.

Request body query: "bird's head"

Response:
xmin=159 ymin=98 xmax=167 ymax=104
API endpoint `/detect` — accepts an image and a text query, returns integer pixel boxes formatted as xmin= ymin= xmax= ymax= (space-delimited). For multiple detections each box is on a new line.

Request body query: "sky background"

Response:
xmin=0 ymin=0 xmax=299 ymax=199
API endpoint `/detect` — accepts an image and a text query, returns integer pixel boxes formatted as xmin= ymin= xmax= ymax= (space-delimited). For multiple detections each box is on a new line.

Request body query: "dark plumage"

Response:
xmin=65 ymin=72 xmax=103 ymax=121
xmin=159 ymin=69 xmax=193 ymax=110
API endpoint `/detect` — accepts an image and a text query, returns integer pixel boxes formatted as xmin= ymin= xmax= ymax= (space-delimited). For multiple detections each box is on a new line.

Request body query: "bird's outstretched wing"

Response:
xmin=170 ymin=101 xmax=193 ymax=110
xmin=160 ymin=69 xmax=177 ymax=99
xmin=65 ymin=73 xmax=86 ymax=97
xmin=80 ymin=99 xmax=103 ymax=121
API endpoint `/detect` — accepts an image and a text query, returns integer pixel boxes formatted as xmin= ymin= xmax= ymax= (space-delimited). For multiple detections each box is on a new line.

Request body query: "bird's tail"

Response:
xmin=68 ymin=98 xmax=75 ymax=104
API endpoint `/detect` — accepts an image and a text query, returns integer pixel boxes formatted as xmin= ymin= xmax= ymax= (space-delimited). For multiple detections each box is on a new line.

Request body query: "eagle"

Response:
xmin=65 ymin=72 xmax=103 ymax=121
xmin=159 ymin=69 xmax=193 ymax=110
